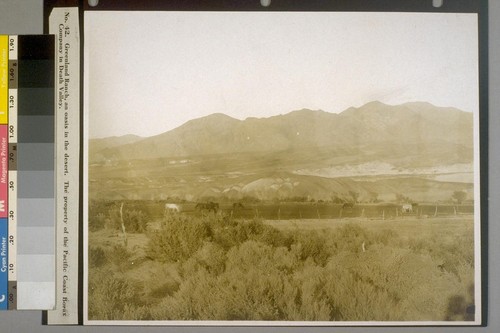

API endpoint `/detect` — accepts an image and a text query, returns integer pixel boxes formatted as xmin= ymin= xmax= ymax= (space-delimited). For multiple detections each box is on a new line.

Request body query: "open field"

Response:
xmin=88 ymin=199 xmax=474 ymax=222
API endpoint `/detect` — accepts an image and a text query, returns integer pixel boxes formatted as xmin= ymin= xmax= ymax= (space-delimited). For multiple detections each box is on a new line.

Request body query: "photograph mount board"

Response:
xmin=47 ymin=0 xmax=489 ymax=326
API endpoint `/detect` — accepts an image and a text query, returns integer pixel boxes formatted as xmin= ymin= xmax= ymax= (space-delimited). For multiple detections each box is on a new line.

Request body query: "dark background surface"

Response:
xmin=0 ymin=0 xmax=498 ymax=332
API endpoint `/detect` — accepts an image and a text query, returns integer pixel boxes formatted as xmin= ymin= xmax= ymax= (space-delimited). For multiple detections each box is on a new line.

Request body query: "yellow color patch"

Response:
xmin=0 ymin=35 xmax=8 ymax=124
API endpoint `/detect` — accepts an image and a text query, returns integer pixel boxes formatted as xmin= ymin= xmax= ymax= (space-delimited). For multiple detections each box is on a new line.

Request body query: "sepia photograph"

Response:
xmin=83 ymin=10 xmax=481 ymax=325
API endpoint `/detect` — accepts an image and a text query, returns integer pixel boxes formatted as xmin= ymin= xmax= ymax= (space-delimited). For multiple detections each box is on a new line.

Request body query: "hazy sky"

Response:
xmin=85 ymin=11 xmax=478 ymax=138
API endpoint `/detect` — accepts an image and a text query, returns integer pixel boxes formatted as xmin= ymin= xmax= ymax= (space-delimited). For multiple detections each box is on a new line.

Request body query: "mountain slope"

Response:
xmin=89 ymin=101 xmax=473 ymax=164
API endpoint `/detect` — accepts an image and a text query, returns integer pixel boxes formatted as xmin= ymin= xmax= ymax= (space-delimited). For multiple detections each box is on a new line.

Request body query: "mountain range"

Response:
xmin=88 ymin=101 xmax=475 ymax=202
xmin=90 ymin=101 xmax=472 ymax=163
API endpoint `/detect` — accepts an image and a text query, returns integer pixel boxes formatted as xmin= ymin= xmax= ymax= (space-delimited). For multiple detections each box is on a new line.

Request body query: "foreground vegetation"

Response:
xmin=88 ymin=205 xmax=475 ymax=322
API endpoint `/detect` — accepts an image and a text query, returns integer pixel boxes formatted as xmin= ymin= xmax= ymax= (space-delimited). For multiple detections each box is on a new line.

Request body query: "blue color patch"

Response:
xmin=0 ymin=218 xmax=8 ymax=310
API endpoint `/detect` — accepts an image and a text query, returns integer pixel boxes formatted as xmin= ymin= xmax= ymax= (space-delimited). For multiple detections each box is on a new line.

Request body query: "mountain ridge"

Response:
xmin=89 ymin=101 xmax=473 ymax=163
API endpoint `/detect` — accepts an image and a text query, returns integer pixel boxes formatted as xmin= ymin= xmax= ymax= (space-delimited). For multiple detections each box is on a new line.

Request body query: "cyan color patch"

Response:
xmin=0 ymin=219 xmax=8 ymax=310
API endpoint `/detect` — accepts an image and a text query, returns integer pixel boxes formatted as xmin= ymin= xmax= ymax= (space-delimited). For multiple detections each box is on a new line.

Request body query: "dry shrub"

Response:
xmin=147 ymin=214 xmax=212 ymax=262
xmin=88 ymin=269 xmax=146 ymax=320
xmin=89 ymin=211 xmax=475 ymax=322
xmin=89 ymin=246 xmax=107 ymax=268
